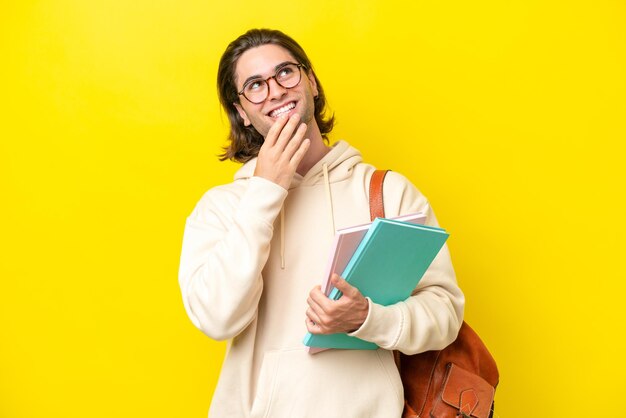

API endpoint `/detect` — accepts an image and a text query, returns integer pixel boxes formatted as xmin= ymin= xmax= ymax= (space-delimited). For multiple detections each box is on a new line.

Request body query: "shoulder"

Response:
xmin=188 ymin=179 xmax=248 ymax=224
xmin=353 ymin=163 xmax=428 ymax=200
xmin=382 ymin=170 xmax=422 ymax=192
xmin=352 ymin=163 xmax=430 ymax=218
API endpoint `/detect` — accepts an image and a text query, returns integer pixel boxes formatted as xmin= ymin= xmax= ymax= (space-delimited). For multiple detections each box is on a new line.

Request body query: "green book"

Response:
xmin=303 ymin=218 xmax=449 ymax=350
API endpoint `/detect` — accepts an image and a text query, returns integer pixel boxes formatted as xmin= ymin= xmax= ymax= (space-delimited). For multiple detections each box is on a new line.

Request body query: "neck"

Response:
xmin=296 ymin=123 xmax=331 ymax=176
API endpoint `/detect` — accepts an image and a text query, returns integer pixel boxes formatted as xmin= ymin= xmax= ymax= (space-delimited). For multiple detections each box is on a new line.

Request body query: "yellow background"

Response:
xmin=2 ymin=1 xmax=625 ymax=417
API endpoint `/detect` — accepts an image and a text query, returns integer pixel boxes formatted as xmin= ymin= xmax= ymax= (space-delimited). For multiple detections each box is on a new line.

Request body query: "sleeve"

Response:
xmin=347 ymin=171 xmax=465 ymax=355
xmin=178 ymin=176 xmax=288 ymax=341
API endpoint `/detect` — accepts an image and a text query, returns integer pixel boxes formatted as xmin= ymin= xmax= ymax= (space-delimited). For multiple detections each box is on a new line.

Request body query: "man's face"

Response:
xmin=233 ymin=44 xmax=319 ymax=138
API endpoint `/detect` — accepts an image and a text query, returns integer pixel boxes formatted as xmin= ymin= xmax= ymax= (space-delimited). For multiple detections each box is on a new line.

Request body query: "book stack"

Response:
xmin=303 ymin=213 xmax=449 ymax=352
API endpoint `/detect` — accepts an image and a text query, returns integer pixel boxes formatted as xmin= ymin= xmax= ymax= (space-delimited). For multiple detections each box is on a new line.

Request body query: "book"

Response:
xmin=320 ymin=212 xmax=427 ymax=296
xmin=303 ymin=217 xmax=449 ymax=351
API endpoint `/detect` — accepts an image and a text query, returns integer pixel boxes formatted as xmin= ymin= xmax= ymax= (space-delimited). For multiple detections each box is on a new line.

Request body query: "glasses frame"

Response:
xmin=237 ymin=63 xmax=306 ymax=104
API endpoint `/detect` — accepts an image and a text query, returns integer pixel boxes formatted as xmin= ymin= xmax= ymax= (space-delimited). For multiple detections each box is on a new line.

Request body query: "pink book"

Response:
xmin=307 ymin=212 xmax=427 ymax=354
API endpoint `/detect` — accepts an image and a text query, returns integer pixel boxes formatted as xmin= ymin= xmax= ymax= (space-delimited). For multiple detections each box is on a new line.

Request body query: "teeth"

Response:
xmin=270 ymin=102 xmax=296 ymax=118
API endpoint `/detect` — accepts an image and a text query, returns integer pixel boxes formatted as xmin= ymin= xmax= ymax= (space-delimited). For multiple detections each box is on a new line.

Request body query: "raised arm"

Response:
xmin=178 ymin=178 xmax=287 ymax=340
xmin=179 ymin=114 xmax=310 ymax=341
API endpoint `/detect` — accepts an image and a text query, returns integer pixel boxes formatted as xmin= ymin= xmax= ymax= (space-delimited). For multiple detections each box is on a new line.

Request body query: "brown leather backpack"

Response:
xmin=369 ymin=170 xmax=499 ymax=418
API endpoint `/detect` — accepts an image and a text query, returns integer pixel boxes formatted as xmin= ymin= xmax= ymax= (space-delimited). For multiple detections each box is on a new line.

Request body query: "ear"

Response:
xmin=233 ymin=102 xmax=251 ymax=126
xmin=307 ymin=71 xmax=319 ymax=98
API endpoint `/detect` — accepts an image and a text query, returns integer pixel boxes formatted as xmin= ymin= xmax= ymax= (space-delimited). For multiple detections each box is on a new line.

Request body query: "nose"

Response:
xmin=266 ymin=77 xmax=287 ymax=100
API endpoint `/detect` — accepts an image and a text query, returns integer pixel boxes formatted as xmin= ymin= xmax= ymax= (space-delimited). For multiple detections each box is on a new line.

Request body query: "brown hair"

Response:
xmin=217 ymin=28 xmax=335 ymax=163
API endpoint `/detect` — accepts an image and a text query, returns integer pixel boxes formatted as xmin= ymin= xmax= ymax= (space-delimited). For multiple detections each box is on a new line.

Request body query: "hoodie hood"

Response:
xmin=233 ymin=140 xmax=362 ymax=188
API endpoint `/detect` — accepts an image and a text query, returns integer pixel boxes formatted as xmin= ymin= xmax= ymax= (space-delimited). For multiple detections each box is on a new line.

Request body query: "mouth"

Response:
xmin=268 ymin=101 xmax=296 ymax=118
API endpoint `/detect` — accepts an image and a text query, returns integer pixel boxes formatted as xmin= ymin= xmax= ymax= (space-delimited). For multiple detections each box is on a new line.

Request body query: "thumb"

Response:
xmin=331 ymin=274 xmax=357 ymax=296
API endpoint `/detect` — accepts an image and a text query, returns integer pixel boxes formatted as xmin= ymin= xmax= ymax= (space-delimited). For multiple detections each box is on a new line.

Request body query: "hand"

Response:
xmin=305 ymin=274 xmax=369 ymax=335
xmin=254 ymin=113 xmax=310 ymax=190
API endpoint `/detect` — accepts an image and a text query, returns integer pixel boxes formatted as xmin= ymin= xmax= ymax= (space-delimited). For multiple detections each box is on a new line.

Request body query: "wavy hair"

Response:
xmin=217 ymin=29 xmax=335 ymax=163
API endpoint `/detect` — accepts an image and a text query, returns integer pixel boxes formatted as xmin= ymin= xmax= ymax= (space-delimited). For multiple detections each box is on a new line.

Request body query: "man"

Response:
xmin=178 ymin=28 xmax=464 ymax=418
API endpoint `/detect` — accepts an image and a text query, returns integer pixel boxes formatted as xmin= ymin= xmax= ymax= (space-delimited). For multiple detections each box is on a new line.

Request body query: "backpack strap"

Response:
xmin=369 ymin=169 xmax=403 ymax=370
xmin=369 ymin=170 xmax=390 ymax=221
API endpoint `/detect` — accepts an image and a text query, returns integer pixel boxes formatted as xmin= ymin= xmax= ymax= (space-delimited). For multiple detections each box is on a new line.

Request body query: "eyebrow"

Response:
xmin=240 ymin=61 xmax=298 ymax=89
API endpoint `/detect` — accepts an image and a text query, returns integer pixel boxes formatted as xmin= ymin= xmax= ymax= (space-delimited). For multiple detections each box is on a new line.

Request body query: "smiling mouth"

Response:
xmin=268 ymin=101 xmax=296 ymax=118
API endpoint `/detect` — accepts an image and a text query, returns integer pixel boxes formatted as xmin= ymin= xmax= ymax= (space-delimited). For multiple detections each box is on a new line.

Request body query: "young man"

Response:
xmin=178 ymin=29 xmax=464 ymax=418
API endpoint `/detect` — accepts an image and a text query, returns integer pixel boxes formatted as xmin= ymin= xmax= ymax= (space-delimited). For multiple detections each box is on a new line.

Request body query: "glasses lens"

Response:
xmin=243 ymin=79 xmax=268 ymax=104
xmin=275 ymin=64 xmax=301 ymax=89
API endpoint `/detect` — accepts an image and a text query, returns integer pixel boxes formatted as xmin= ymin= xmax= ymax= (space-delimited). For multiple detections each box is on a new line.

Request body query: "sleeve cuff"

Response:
xmin=237 ymin=176 xmax=288 ymax=226
xmin=348 ymin=298 xmax=404 ymax=349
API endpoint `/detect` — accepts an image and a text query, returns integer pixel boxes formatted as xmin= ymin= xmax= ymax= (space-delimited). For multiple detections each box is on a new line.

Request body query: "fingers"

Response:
xmin=305 ymin=307 xmax=322 ymax=327
xmin=306 ymin=287 xmax=330 ymax=334
xmin=306 ymin=308 xmax=330 ymax=335
xmin=254 ymin=113 xmax=310 ymax=189
xmin=281 ymin=121 xmax=307 ymax=159
xmin=274 ymin=114 xmax=305 ymax=151
xmin=308 ymin=287 xmax=328 ymax=315
xmin=263 ymin=113 xmax=308 ymax=166
xmin=305 ymin=317 xmax=322 ymax=334
xmin=265 ymin=113 xmax=302 ymax=152
xmin=264 ymin=114 xmax=291 ymax=147
xmin=289 ymin=138 xmax=310 ymax=166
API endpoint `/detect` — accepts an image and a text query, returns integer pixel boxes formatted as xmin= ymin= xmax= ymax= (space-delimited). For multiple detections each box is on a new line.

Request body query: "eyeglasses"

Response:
xmin=238 ymin=63 xmax=305 ymax=104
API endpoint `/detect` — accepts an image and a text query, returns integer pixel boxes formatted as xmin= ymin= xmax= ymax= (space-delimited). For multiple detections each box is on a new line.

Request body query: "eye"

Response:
xmin=245 ymin=79 xmax=264 ymax=92
xmin=277 ymin=65 xmax=295 ymax=80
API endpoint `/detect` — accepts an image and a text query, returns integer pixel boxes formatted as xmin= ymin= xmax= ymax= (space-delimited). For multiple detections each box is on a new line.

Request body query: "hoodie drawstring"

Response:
xmin=322 ymin=163 xmax=336 ymax=235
